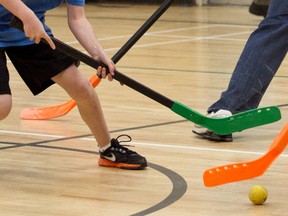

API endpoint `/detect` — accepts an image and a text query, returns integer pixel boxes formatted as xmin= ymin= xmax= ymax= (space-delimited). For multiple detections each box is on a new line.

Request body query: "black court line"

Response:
xmin=0 ymin=141 xmax=26 ymax=150
xmin=0 ymin=142 xmax=188 ymax=215
xmin=25 ymin=144 xmax=188 ymax=216
xmin=0 ymin=119 xmax=188 ymax=215
xmin=0 ymin=119 xmax=188 ymax=150
xmin=47 ymin=13 xmax=260 ymax=27
xmin=131 ymin=162 xmax=187 ymax=216
xmin=0 ymin=141 xmax=24 ymax=145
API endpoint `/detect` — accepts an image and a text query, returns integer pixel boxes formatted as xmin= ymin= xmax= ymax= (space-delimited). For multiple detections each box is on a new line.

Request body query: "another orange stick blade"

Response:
xmin=19 ymin=76 xmax=101 ymax=120
xmin=89 ymin=75 xmax=101 ymax=88
xmin=20 ymin=100 xmax=77 ymax=120
xmin=203 ymin=123 xmax=288 ymax=187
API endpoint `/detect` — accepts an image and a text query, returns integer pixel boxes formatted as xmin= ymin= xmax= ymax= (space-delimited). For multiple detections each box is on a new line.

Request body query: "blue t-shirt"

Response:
xmin=0 ymin=0 xmax=84 ymax=47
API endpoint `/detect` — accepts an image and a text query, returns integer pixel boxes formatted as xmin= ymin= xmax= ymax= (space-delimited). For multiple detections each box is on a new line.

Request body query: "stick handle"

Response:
xmin=112 ymin=0 xmax=175 ymax=63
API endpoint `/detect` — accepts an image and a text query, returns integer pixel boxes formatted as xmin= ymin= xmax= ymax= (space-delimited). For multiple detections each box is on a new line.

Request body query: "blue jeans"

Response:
xmin=208 ymin=0 xmax=288 ymax=114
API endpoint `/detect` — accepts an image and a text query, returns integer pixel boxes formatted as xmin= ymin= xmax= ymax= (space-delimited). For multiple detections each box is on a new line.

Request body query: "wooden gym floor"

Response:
xmin=1 ymin=3 xmax=288 ymax=216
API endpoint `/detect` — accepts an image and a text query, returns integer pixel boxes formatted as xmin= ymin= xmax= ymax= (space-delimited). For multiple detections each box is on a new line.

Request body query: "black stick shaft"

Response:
xmin=52 ymin=37 xmax=175 ymax=108
xmin=112 ymin=0 xmax=176 ymax=63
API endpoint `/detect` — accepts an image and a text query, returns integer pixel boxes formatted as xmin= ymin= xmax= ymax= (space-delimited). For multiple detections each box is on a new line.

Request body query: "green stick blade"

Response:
xmin=210 ymin=106 xmax=282 ymax=135
xmin=171 ymin=102 xmax=281 ymax=135
xmin=171 ymin=101 xmax=206 ymax=126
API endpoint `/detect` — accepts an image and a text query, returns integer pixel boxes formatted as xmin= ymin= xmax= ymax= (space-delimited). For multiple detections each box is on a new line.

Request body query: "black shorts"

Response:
xmin=0 ymin=50 xmax=11 ymax=94
xmin=0 ymin=42 xmax=78 ymax=95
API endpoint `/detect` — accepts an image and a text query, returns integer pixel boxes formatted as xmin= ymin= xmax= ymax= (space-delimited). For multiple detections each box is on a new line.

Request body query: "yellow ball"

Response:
xmin=249 ymin=185 xmax=268 ymax=205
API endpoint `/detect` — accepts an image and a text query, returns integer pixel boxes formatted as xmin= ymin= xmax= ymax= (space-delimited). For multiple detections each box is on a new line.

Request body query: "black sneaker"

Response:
xmin=98 ymin=134 xmax=147 ymax=170
xmin=192 ymin=109 xmax=233 ymax=142
xmin=249 ymin=2 xmax=269 ymax=17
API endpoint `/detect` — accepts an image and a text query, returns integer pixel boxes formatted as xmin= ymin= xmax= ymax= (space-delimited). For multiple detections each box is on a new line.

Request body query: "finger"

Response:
xmin=43 ymin=35 xmax=56 ymax=49
xmin=101 ymin=67 xmax=107 ymax=79
xmin=34 ymin=38 xmax=41 ymax=44
xmin=108 ymin=61 xmax=115 ymax=75
xmin=108 ymin=74 xmax=113 ymax=81
xmin=96 ymin=66 xmax=103 ymax=77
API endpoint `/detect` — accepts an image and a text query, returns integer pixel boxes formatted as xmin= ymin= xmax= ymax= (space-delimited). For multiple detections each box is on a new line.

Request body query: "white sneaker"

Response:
xmin=192 ymin=109 xmax=233 ymax=142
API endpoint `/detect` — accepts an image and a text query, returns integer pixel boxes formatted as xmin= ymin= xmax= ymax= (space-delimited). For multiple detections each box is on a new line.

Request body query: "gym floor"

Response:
xmin=1 ymin=3 xmax=288 ymax=216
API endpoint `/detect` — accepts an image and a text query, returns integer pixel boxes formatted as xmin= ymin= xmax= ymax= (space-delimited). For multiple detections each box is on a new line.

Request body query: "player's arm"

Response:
xmin=0 ymin=0 xmax=55 ymax=49
xmin=66 ymin=4 xmax=115 ymax=80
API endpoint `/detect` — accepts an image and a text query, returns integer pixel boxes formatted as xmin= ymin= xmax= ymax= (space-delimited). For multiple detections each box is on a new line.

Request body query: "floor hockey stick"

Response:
xmin=11 ymin=19 xmax=282 ymax=134
xmin=19 ymin=0 xmax=176 ymax=120
xmin=203 ymin=123 xmax=288 ymax=187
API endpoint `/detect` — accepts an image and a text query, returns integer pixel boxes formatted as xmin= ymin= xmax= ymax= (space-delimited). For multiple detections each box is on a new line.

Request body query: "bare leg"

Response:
xmin=0 ymin=94 xmax=12 ymax=120
xmin=52 ymin=65 xmax=110 ymax=147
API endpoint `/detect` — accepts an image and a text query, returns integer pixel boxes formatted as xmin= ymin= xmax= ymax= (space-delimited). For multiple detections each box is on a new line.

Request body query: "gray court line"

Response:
xmin=18 ymin=144 xmax=188 ymax=215
xmin=0 ymin=119 xmax=188 ymax=150
xmin=0 ymin=141 xmax=26 ymax=150
xmin=0 ymin=141 xmax=187 ymax=215
xmin=34 ymin=145 xmax=188 ymax=215
xmin=131 ymin=162 xmax=187 ymax=216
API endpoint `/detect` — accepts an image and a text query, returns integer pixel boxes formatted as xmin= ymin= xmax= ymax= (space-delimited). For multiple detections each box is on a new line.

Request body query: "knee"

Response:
xmin=0 ymin=95 xmax=12 ymax=120
xmin=52 ymin=67 xmax=96 ymax=102
xmin=71 ymin=79 xmax=95 ymax=102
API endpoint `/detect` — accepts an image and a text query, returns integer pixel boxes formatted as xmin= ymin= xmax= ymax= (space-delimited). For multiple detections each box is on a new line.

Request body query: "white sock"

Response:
xmin=99 ymin=143 xmax=111 ymax=152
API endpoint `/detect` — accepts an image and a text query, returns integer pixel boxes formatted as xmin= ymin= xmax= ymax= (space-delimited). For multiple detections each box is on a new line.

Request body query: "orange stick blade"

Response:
xmin=20 ymin=100 xmax=77 ymax=120
xmin=203 ymin=123 xmax=288 ymax=187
